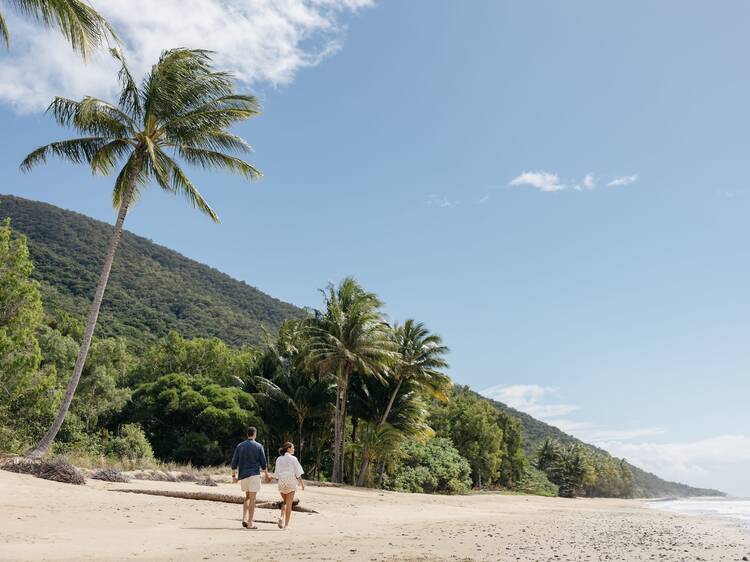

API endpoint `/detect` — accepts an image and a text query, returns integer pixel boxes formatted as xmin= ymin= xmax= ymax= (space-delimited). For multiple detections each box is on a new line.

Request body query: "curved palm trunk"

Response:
xmin=26 ymin=181 xmax=135 ymax=458
xmin=356 ymin=377 xmax=403 ymax=487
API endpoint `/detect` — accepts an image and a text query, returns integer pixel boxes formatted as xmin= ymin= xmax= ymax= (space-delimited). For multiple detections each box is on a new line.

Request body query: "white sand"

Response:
xmin=1 ymin=470 xmax=748 ymax=561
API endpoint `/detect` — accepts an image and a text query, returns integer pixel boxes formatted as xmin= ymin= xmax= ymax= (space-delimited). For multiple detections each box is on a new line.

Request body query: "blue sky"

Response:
xmin=1 ymin=1 xmax=749 ymax=495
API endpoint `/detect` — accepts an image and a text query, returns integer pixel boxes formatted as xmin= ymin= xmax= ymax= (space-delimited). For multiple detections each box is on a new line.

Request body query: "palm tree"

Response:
xmin=355 ymin=319 xmax=449 ymax=485
xmin=1 ymin=0 xmax=116 ymax=57
xmin=21 ymin=48 xmax=262 ymax=457
xmin=305 ymin=277 xmax=396 ymax=483
xmin=251 ymin=320 xmax=335 ymax=456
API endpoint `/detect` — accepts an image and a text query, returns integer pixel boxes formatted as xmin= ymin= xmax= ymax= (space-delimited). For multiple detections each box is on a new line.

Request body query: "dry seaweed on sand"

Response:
xmin=91 ymin=468 xmax=131 ymax=483
xmin=1 ymin=456 xmax=85 ymax=485
xmin=195 ymin=476 xmax=218 ymax=487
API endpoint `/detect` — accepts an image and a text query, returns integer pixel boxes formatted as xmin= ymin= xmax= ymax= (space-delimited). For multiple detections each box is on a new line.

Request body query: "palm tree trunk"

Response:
xmin=26 ymin=180 xmax=135 ymax=458
xmin=297 ymin=416 xmax=304 ymax=458
xmin=350 ymin=416 xmax=357 ymax=484
xmin=356 ymin=377 xmax=403 ymax=486
xmin=331 ymin=366 xmax=351 ymax=483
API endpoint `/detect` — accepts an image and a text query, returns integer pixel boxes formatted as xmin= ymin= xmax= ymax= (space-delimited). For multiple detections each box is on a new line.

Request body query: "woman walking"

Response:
xmin=274 ymin=442 xmax=305 ymax=529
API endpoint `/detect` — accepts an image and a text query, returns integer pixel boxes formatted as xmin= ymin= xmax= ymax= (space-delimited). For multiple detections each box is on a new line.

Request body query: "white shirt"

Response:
xmin=275 ymin=453 xmax=304 ymax=478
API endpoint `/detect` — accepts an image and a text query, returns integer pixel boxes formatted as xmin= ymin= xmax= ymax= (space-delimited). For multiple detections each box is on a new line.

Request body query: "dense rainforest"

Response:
xmin=0 ymin=195 xmax=722 ymax=498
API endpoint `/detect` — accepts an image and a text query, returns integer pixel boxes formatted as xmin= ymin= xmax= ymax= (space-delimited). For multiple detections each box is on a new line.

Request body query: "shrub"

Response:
xmin=518 ymin=466 xmax=558 ymax=497
xmin=105 ymin=424 xmax=154 ymax=461
xmin=385 ymin=437 xmax=472 ymax=495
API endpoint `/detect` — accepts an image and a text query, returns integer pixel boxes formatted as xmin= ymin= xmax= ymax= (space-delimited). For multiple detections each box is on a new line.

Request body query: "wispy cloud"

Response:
xmin=509 ymin=171 xmax=566 ymax=192
xmin=427 ymin=194 xmax=458 ymax=208
xmin=0 ymin=0 xmax=373 ymax=112
xmin=509 ymin=171 xmax=638 ymax=193
xmin=607 ymin=174 xmax=638 ymax=187
xmin=481 ymin=384 xmax=579 ymax=419
xmin=476 ymin=194 xmax=491 ymax=205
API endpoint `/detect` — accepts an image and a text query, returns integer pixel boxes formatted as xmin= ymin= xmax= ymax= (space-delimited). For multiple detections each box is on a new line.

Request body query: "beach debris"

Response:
xmin=0 ymin=456 xmax=85 ymax=485
xmin=195 ymin=476 xmax=218 ymax=487
xmin=111 ymin=488 xmax=317 ymax=513
xmin=91 ymin=468 xmax=131 ymax=483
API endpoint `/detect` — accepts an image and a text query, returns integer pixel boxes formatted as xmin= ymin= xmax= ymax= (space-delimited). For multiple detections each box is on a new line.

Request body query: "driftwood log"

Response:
xmin=111 ymin=488 xmax=317 ymax=513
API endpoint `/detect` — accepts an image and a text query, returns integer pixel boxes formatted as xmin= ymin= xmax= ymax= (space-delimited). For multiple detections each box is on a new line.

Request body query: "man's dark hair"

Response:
xmin=247 ymin=426 xmax=257 ymax=438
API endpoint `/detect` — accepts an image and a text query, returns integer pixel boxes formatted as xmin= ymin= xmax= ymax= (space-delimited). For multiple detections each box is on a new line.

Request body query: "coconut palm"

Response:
xmin=355 ymin=319 xmax=449 ymax=485
xmin=21 ymin=48 xmax=262 ymax=457
xmin=305 ymin=277 xmax=396 ymax=483
xmin=1 ymin=0 xmax=116 ymax=57
xmin=251 ymin=320 xmax=335 ymax=456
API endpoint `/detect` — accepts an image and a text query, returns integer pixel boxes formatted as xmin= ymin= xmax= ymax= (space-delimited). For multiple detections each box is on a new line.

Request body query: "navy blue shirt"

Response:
xmin=230 ymin=439 xmax=268 ymax=480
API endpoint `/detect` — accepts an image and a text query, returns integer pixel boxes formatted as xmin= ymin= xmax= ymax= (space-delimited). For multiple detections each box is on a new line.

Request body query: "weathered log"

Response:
xmin=111 ymin=488 xmax=316 ymax=512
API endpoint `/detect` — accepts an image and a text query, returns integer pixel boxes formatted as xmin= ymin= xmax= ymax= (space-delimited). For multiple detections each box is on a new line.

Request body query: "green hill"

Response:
xmin=482 ymin=393 xmax=723 ymax=497
xmin=0 ymin=194 xmax=303 ymax=348
xmin=1 ymin=194 xmax=721 ymax=497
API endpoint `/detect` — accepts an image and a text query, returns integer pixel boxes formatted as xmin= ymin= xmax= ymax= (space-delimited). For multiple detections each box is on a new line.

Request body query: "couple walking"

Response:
xmin=230 ymin=426 xmax=305 ymax=530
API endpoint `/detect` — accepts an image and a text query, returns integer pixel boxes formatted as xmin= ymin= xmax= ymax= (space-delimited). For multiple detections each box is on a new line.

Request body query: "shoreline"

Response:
xmin=2 ymin=470 xmax=748 ymax=561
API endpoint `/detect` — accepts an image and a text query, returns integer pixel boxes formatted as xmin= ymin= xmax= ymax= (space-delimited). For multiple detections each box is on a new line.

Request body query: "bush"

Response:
xmin=385 ymin=437 xmax=472 ymax=495
xmin=105 ymin=424 xmax=154 ymax=461
xmin=518 ymin=466 xmax=558 ymax=497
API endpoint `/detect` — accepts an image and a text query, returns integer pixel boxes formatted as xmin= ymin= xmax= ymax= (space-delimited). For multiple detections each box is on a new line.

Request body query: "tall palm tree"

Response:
xmin=1 ymin=0 xmax=116 ymax=57
xmin=251 ymin=320 xmax=335 ymax=456
xmin=305 ymin=277 xmax=396 ymax=483
xmin=356 ymin=319 xmax=449 ymax=485
xmin=21 ymin=48 xmax=262 ymax=457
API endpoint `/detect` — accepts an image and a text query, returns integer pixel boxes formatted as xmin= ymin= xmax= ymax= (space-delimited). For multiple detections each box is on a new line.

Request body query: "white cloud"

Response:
xmin=551 ymin=419 xmax=665 ymax=442
xmin=427 ymin=194 xmax=457 ymax=208
xmin=476 ymin=193 xmax=490 ymax=204
xmin=607 ymin=174 xmax=638 ymax=187
xmin=600 ymin=435 xmax=750 ymax=495
xmin=0 ymin=0 xmax=373 ymax=112
xmin=573 ymin=173 xmax=596 ymax=191
xmin=509 ymin=171 xmax=565 ymax=192
xmin=481 ymin=384 xmax=580 ymax=419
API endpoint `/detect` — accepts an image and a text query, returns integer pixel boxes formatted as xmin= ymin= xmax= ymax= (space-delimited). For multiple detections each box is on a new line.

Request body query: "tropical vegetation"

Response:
xmin=20 ymin=48 xmax=262 ymax=458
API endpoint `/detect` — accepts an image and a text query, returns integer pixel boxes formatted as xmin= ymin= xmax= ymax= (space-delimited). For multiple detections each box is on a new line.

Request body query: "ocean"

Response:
xmin=649 ymin=497 xmax=750 ymax=526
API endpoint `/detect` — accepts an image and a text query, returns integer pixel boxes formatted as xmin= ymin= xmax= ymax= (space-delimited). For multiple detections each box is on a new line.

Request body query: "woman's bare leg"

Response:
xmin=284 ymin=491 xmax=295 ymax=527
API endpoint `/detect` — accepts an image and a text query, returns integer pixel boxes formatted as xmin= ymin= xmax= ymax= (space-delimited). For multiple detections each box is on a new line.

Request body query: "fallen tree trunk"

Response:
xmin=111 ymin=488 xmax=317 ymax=513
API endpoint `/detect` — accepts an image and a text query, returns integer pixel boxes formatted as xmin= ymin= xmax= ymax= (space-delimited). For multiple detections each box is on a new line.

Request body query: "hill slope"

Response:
xmin=1 ymin=194 xmax=721 ymax=497
xmin=482 ymin=393 xmax=723 ymax=497
xmin=0 ymin=194 xmax=304 ymax=348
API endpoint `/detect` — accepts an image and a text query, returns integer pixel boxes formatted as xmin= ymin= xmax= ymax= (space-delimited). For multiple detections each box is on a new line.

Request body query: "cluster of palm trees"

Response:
xmin=249 ymin=277 xmax=451 ymax=485
xmin=5 ymin=1 xmax=263 ymax=458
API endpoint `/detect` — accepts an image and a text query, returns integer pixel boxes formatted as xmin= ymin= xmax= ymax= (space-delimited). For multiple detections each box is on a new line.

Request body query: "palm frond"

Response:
xmin=110 ymin=48 xmax=143 ymax=120
xmin=90 ymin=139 xmax=132 ymax=176
xmin=156 ymin=151 xmax=220 ymax=222
xmin=20 ymin=137 xmax=107 ymax=171
xmin=9 ymin=0 xmax=118 ymax=58
xmin=0 ymin=12 xmax=9 ymax=47
xmin=178 ymin=147 xmax=261 ymax=181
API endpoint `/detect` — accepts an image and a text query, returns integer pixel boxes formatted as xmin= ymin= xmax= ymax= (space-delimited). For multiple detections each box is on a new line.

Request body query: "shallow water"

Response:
xmin=648 ymin=497 xmax=750 ymax=526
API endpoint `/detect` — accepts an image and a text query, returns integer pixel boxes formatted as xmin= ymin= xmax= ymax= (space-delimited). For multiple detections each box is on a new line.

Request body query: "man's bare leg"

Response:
xmin=246 ymin=491 xmax=257 ymax=527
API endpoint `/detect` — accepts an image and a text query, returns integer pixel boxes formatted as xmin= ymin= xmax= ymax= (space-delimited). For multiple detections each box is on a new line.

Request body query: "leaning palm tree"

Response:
xmin=1 ymin=0 xmax=116 ymax=57
xmin=305 ymin=278 xmax=396 ymax=483
xmin=21 ymin=48 xmax=262 ymax=457
xmin=356 ymin=319 xmax=449 ymax=485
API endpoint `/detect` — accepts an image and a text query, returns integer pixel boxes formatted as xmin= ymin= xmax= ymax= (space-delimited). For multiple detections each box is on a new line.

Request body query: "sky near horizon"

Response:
xmin=1 ymin=1 xmax=749 ymax=496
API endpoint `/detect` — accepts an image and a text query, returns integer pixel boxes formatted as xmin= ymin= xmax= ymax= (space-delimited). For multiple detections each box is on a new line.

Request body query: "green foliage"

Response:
xmin=0 ymin=195 xmax=303 ymax=350
xmin=0 ymin=0 xmax=115 ymax=57
xmin=0 ymin=219 xmax=57 ymax=450
xmin=384 ymin=437 xmax=472 ymax=494
xmin=430 ymin=386 xmax=525 ymax=488
xmin=104 ymin=423 xmax=154 ymax=461
xmin=130 ymin=331 xmax=258 ymax=386
xmin=518 ymin=466 xmax=559 ymax=497
xmin=127 ymin=373 xmax=261 ymax=466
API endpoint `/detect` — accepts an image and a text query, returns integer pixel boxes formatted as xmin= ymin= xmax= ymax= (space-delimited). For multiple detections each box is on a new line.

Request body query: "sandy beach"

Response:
xmin=1 ymin=471 xmax=748 ymax=562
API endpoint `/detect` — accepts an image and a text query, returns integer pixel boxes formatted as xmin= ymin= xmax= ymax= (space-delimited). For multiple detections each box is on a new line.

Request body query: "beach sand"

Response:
xmin=1 ymin=470 xmax=748 ymax=561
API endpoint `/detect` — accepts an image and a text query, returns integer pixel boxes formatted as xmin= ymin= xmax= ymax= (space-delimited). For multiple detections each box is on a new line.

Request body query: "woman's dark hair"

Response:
xmin=278 ymin=442 xmax=294 ymax=456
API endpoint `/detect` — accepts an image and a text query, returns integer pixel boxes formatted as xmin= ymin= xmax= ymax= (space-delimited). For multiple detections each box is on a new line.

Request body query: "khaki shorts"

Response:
xmin=240 ymin=475 xmax=261 ymax=493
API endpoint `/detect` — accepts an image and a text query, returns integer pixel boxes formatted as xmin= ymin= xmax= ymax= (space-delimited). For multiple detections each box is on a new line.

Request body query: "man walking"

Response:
xmin=231 ymin=426 xmax=271 ymax=529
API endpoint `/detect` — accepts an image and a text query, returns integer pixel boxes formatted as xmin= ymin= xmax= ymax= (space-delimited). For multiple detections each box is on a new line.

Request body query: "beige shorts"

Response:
xmin=240 ymin=475 xmax=261 ymax=493
xmin=277 ymin=474 xmax=298 ymax=494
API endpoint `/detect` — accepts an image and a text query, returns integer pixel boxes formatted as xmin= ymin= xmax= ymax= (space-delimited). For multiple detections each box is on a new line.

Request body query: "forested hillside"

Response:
xmin=0 ymin=195 xmax=303 ymax=348
xmin=0 ymin=195 xmax=721 ymax=498
xmin=483 ymin=394 xmax=723 ymax=497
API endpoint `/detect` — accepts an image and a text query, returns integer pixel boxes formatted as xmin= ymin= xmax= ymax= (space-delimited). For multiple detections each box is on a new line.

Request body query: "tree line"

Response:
xmin=0 ymin=219 xmax=637 ymax=497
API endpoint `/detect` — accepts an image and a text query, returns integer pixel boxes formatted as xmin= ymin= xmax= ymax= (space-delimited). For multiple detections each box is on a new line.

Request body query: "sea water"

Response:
xmin=649 ymin=497 xmax=750 ymax=526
